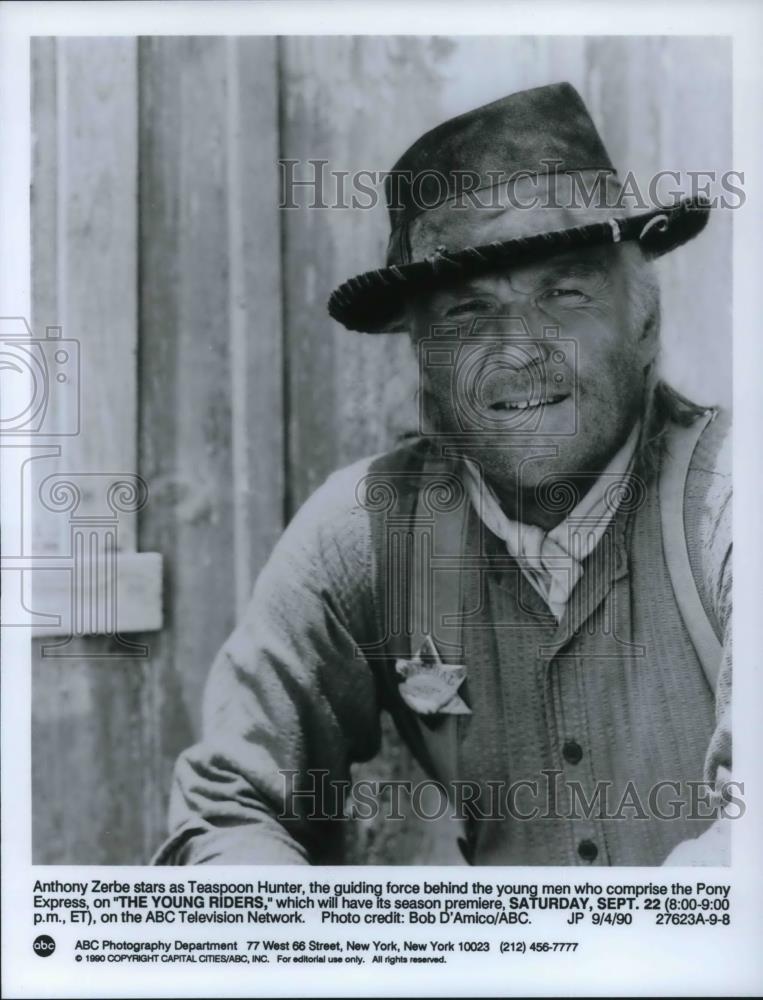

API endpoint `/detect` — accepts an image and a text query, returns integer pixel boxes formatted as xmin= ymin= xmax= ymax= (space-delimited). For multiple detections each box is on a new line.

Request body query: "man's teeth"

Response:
xmin=492 ymin=395 xmax=564 ymax=410
xmin=502 ymin=400 xmax=537 ymax=410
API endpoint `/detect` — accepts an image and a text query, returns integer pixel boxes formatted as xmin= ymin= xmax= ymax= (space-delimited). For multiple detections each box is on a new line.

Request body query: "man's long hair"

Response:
xmin=627 ymin=251 xmax=711 ymax=482
xmin=637 ymin=378 xmax=711 ymax=483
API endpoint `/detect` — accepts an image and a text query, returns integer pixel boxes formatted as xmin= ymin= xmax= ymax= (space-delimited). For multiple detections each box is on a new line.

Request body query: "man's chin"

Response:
xmin=460 ymin=433 xmax=612 ymax=493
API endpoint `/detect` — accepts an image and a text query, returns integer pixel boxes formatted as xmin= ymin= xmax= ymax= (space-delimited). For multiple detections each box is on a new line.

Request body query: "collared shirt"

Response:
xmin=460 ymin=424 xmax=640 ymax=621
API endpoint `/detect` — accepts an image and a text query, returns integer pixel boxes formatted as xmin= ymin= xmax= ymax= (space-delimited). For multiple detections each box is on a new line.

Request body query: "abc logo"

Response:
xmin=33 ymin=934 xmax=56 ymax=957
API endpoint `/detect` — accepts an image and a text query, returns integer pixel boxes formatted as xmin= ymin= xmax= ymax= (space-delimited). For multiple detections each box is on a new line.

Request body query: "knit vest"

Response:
xmin=364 ymin=412 xmax=727 ymax=866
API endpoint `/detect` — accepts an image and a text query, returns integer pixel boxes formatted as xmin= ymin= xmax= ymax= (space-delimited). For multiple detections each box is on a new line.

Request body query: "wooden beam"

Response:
xmin=26 ymin=551 xmax=163 ymax=637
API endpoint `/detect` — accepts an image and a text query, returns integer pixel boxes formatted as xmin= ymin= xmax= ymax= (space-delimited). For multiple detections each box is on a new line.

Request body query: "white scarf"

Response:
xmin=461 ymin=423 xmax=640 ymax=621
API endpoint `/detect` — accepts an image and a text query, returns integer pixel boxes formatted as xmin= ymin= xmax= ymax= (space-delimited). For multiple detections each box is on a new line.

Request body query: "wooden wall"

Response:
xmin=31 ymin=35 xmax=732 ymax=864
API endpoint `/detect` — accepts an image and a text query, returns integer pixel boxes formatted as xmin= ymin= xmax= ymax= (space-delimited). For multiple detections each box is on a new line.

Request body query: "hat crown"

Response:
xmin=327 ymin=82 xmax=709 ymax=333
xmin=384 ymin=82 xmax=615 ymax=237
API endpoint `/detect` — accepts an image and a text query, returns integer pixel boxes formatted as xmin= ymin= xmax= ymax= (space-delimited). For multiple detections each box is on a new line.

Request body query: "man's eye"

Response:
xmin=443 ymin=299 xmax=493 ymax=318
xmin=541 ymin=287 xmax=589 ymax=304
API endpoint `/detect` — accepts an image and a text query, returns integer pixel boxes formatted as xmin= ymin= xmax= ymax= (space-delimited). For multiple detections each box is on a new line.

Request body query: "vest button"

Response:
xmin=562 ymin=740 xmax=583 ymax=765
xmin=578 ymin=839 xmax=598 ymax=863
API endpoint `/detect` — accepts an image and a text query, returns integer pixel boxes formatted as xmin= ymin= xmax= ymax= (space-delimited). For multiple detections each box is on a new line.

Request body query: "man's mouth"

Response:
xmin=489 ymin=392 xmax=569 ymax=411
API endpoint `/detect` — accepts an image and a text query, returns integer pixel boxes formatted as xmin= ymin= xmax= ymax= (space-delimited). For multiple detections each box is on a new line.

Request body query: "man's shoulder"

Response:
xmin=682 ymin=406 xmax=732 ymax=635
xmin=692 ymin=406 xmax=731 ymax=480
xmin=274 ymin=438 xmax=430 ymax=576
xmin=258 ymin=439 xmax=432 ymax=616
xmin=684 ymin=406 xmax=731 ymax=524
xmin=291 ymin=437 xmax=431 ymax=531
xmin=327 ymin=436 xmax=433 ymax=494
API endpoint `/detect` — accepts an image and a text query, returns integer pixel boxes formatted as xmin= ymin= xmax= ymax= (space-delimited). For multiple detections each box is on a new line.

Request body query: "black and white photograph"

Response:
xmin=28 ymin=31 xmax=735 ymax=868
xmin=2 ymin=3 xmax=762 ymax=997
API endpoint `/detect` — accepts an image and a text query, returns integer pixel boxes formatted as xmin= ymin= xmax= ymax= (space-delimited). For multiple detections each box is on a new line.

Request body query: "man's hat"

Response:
xmin=327 ymin=82 xmax=710 ymax=333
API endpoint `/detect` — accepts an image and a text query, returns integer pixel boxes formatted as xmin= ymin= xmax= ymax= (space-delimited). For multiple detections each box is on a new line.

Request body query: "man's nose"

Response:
xmin=474 ymin=310 xmax=553 ymax=371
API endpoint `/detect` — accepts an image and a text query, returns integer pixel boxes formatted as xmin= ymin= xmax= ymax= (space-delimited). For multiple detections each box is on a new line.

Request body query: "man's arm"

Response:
xmin=153 ymin=460 xmax=383 ymax=865
xmin=699 ymin=440 xmax=732 ymax=791
xmin=663 ymin=412 xmax=732 ymax=865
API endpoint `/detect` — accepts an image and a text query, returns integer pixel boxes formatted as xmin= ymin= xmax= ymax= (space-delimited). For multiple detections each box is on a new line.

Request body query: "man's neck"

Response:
xmin=493 ymin=481 xmax=570 ymax=532
xmin=483 ymin=423 xmax=642 ymax=532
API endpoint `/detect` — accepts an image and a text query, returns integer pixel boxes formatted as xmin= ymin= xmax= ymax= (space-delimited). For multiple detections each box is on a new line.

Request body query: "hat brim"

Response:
xmin=328 ymin=197 xmax=710 ymax=334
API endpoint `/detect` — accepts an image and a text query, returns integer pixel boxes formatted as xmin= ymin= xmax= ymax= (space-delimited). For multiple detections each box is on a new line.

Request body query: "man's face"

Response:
xmin=410 ymin=243 xmax=657 ymax=495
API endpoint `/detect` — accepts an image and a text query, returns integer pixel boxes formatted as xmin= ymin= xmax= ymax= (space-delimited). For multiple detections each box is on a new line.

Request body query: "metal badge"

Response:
xmin=395 ymin=635 xmax=471 ymax=715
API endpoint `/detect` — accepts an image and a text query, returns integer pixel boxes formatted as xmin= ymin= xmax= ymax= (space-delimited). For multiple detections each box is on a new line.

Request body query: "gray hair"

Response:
xmin=621 ymin=246 xmax=710 ymax=481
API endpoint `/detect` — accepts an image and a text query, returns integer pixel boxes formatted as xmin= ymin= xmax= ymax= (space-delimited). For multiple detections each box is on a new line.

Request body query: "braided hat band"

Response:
xmin=328 ymin=196 xmax=710 ymax=333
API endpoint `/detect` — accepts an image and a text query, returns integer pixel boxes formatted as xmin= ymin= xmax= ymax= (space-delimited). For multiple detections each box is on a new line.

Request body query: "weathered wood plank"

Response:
xmin=139 ymin=35 xmax=236 ymax=728
xmin=31 ymin=38 xmax=59 ymax=340
xmin=32 ymin=638 xmax=155 ymax=864
xmin=30 ymin=38 xmax=67 ymax=559
xmin=57 ymin=37 xmax=140 ymax=543
xmin=133 ymin=36 xmax=285 ymax=861
xmin=226 ymin=36 xmax=285 ymax=616
xmin=135 ymin=35 xmax=236 ymax=862
xmin=31 ymin=37 xmax=153 ymax=865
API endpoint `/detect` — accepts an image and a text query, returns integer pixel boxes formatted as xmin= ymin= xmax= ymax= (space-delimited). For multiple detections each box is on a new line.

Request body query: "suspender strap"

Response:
xmin=409 ymin=456 xmax=470 ymax=662
xmin=659 ymin=411 xmax=722 ymax=693
xmin=407 ymin=457 xmax=471 ymax=790
xmin=364 ymin=445 xmax=470 ymax=791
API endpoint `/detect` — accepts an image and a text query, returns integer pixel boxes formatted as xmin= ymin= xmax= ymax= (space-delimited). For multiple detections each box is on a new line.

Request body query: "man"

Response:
xmin=156 ymin=83 xmax=731 ymax=867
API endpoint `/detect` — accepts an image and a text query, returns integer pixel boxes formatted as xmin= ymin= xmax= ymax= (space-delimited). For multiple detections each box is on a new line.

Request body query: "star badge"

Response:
xmin=395 ymin=635 xmax=471 ymax=716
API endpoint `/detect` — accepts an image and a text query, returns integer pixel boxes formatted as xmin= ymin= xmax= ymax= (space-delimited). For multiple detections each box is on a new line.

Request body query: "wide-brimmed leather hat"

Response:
xmin=327 ymin=82 xmax=710 ymax=333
